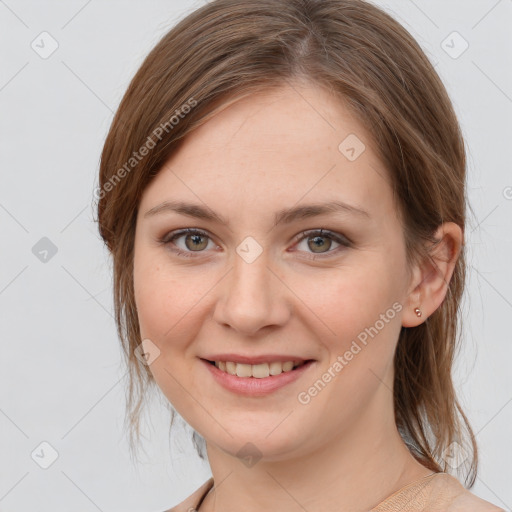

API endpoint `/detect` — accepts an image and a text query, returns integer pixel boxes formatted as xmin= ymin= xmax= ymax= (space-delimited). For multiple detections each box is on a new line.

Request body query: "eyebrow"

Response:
xmin=143 ymin=199 xmax=370 ymax=227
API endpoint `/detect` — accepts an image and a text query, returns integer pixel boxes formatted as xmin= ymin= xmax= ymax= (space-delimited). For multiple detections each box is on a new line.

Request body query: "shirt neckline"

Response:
xmin=194 ymin=472 xmax=444 ymax=511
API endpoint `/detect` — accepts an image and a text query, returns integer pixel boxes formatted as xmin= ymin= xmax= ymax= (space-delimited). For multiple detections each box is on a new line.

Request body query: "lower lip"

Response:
xmin=201 ymin=359 xmax=315 ymax=396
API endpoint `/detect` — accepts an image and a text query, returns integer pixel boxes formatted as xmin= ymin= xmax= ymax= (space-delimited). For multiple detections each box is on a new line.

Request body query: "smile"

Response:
xmin=201 ymin=358 xmax=316 ymax=396
xmin=208 ymin=360 xmax=306 ymax=378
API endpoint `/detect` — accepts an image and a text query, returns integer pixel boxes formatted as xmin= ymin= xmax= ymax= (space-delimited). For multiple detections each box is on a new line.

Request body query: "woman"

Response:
xmin=96 ymin=0 xmax=504 ymax=510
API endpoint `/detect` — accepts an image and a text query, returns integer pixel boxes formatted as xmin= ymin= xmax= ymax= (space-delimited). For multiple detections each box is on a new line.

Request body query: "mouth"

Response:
xmin=200 ymin=357 xmax=316 ymax=396
xmin=202 ymin=359 xmax=311 ymax=378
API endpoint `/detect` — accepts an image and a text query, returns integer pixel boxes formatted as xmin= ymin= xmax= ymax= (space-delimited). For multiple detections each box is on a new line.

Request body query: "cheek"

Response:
xmin=133 ymin=245 xmax=186 ymax=358
xmin=292 ymin=266 xmax=403 ymax=422
xmin=292 ymin=256 xmax=403 ymax=345
xmin=133 ymin=253 xmax=200 ymax=412
xmin=295 ymin=256 xmax=404 ymax=404
xmin=133 ymin=249 xmax=212 ymax=353
xmin=133 ymin=256 xmax=167 ymax=340
xmin=133 ymin=243 xmax=179 ymax=332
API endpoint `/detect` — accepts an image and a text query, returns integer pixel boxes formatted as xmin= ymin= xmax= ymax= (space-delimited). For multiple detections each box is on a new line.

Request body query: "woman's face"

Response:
xmin=133 ymin=82 xmax=415 ymax=461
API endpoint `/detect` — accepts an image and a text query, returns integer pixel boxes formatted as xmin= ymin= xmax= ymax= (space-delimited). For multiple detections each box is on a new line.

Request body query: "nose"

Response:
xmin=211 ymin=250 xmax=291 ymax=336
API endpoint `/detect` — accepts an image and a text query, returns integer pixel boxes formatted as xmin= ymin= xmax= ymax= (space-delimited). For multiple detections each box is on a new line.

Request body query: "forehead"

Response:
xmin=180 ymin=83 xmax=369 ymax=159
xmin=140 ymin=82 xmax=395 ymax=222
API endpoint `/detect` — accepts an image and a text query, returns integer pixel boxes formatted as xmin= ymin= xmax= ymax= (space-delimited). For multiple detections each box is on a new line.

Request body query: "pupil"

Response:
xmin=309 ymin=235 xmax=330 ymax=253
xmin=187 ymin=234 xmax=207 ymax=251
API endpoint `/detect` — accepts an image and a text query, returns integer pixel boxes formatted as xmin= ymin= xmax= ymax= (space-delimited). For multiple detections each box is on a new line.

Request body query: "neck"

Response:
xmin=199 ymin=388 xmax=433 ymax=512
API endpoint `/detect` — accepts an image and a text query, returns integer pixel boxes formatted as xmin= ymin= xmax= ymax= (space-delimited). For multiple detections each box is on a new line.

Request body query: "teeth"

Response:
xmin=213 ymin=360 xmax=304 ymax=378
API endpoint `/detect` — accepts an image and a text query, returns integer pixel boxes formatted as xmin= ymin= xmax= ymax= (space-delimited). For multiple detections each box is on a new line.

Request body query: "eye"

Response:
xmin=291 ymin=229 xmax=351 ymax=259
xmin=159 ymin=228 xmax=216 ymax=258
xmin=158 ymin=228 xmax=351 ymax=259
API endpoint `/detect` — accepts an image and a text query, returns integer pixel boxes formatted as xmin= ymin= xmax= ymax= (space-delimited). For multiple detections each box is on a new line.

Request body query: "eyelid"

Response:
xmin=160 ymin=227 xmax=211 ymax=244
xmin=290 ymin=228 xmax=352 ymax=247
xmin=288 ymin=228 xmax=352 ymax=260
xmin=159 ymin=227 xmax=351 ymax=258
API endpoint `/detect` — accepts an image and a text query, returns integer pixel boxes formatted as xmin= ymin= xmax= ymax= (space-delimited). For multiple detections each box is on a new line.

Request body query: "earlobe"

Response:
xmin=401 ymin=222 xmax=463 ymax=328
xmin=401 ymin=263 xmax=424 ymax=328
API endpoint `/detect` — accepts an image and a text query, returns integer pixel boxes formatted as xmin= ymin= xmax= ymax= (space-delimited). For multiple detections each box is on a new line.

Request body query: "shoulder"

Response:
xmin=162 ymin=477 xmax=214 ymax=512
xmin=371 ymin=472 xmax=504 ymax=512
xmin=430 ymin=473 xmax=504 ymax=512
xmin=443 ymin=476 xmax=505 ymax=512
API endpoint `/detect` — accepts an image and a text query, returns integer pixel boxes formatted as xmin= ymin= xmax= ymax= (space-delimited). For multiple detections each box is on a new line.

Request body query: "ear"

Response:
xmin=402 ymin=222 xmax=463 ymax=327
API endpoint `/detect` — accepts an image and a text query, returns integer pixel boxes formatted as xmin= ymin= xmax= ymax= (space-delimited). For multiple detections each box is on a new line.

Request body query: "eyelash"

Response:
xmin=158 ymin=228 xmax=352 ymax=260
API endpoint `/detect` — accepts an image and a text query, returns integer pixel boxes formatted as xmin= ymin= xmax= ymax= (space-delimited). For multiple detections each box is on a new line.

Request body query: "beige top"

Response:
xmin=164 ymin=472 xmax=505 ymax=512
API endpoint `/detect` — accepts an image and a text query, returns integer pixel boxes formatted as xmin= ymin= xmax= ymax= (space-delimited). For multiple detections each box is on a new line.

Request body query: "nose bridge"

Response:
xmin=212 ymin=243 xmax=289 ymax=334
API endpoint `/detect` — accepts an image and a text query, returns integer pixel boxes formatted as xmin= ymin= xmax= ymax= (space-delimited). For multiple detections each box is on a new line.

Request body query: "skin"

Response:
xmin=133 ymin=80 xmax=462 ymax=512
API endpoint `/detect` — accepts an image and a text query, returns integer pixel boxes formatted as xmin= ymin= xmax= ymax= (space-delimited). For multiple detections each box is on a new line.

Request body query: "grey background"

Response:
xmin=0 ymin=0 xmax=511 ymax=510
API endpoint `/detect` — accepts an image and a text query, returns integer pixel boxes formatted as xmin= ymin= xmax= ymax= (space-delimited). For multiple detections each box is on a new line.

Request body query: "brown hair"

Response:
xmin=96 ymin=0 xmax=478 ymax=486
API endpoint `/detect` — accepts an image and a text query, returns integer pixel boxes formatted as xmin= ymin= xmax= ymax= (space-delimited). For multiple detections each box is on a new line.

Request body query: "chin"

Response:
xmin=204 ymin=424 xmax=311 ymax=463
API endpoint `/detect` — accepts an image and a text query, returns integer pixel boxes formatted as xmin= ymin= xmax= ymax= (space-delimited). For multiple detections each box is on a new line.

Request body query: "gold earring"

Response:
xmin=414 ymin=307 xmax=422 ymax=317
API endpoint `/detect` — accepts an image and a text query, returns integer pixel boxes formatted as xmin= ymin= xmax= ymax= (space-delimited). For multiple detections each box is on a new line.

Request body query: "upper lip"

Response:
xmin=201 ymin=354 xmax=314 ymax=365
